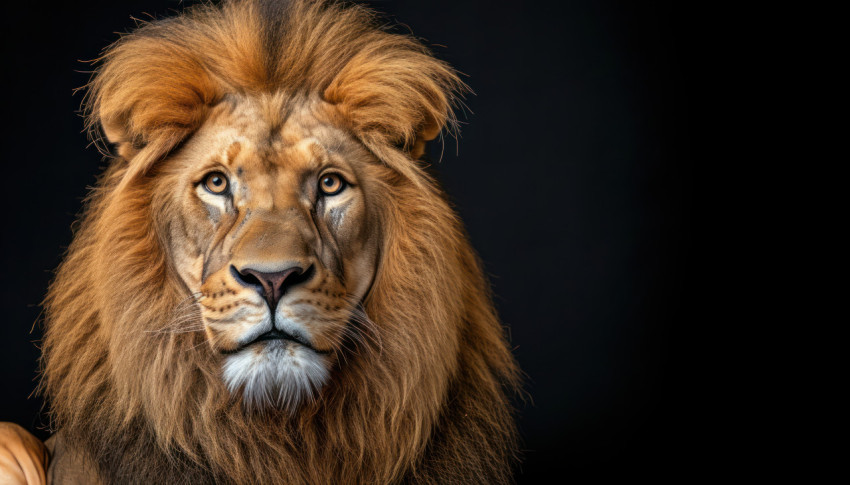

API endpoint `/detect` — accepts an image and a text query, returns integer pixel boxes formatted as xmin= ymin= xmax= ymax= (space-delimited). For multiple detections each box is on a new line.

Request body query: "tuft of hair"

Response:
xmin=85 ymin=0 xmax=465 ymax=179
xmin=41 ymin=1 xmax=520 ymax=484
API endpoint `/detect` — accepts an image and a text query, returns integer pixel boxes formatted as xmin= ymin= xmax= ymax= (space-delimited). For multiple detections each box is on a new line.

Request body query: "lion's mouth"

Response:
xmin=223 ymin=328 xmax=328 ymax=355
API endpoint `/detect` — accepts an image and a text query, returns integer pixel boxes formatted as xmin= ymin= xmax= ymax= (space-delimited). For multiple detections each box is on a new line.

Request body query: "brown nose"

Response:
xmin=231 ymin=265 xmax=312 ymax=310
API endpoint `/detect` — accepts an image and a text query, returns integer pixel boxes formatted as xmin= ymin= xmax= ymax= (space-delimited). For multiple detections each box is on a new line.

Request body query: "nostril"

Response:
xmin=287 ymin=264 xmax=314 ymax=288
xmin=231 ymin=265 xmax=263 ymax=289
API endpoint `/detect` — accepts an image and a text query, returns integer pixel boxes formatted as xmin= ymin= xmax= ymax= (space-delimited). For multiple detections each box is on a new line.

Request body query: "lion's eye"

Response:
xmin=319 ymin=173 xmax=346 ymax=196
xmin=203 ymin=172 xmax=229 ymax=195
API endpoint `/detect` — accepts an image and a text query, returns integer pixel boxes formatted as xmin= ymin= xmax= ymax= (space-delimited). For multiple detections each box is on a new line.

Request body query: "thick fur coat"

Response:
xmin=40 ymin=1 xmax=520 ymax=483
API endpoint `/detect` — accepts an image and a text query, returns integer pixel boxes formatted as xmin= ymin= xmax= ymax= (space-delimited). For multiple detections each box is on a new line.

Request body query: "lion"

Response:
xmin=0 ymin=0 xmax=520 ymax=483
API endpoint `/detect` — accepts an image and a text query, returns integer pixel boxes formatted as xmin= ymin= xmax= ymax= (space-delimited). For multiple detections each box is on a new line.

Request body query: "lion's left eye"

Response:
xmin=319 ymin=174 xmax=346 ymax=196
xmin=203 ymin=171 xmax=229 ymax=195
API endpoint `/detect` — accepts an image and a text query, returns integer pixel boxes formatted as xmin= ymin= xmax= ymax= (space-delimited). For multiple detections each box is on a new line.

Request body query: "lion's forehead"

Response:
xmin=206 ymin=118 xmax=328 ymax=172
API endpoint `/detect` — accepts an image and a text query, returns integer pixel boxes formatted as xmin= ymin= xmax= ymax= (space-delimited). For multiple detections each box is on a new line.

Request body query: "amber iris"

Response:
xmin=203 ymin=172 xmax=229 ymax=194
xmin=319 ymin=173 xmax=345 ymax=195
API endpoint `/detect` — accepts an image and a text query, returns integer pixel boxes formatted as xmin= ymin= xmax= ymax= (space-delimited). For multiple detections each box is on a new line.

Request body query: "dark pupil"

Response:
xmin=211 ymin=176 xmax=222 ymax=186
xmin=323 ymin=177 xmax=334 ymax=187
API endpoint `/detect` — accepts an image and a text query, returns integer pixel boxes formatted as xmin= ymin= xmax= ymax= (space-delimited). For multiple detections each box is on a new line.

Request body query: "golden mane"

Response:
xmin=41 ymin=1 xmax=520 ymax=483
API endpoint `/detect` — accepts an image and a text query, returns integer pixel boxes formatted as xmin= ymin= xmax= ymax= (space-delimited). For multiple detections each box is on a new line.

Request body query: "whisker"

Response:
xmin=147 ymin=292 xmax=204 ymax=335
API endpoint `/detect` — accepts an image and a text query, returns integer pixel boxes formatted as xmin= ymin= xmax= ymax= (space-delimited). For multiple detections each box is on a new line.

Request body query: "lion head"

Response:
xmin=41 ymin=1 xmax=519 ymax=483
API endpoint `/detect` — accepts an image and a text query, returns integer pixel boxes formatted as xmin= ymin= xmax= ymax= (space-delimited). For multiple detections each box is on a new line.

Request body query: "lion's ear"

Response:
xmin=85 ymin=33 xmax=222 ymax=182
xmin=408 ymin=118 xmax=444 ymax=160
xmin=100 ymin=113 xmax=138 ymax=160
xmin=324 ymin=39 xmax=465 ymax=161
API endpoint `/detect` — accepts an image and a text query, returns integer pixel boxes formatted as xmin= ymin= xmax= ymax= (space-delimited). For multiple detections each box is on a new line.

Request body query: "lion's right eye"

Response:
xmin=203 ymin=172 xmax=229 ymax=195
xmin=319 ymin=173 xmax=346 ymax=196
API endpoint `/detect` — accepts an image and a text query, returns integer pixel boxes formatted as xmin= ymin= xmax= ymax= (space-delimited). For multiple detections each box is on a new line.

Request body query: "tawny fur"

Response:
xmin=40 ymin=1 xmax=520 ymax=483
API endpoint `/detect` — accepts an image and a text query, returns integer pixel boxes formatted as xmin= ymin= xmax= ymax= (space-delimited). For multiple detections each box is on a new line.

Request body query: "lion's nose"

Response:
xmin=230 ymin=265 xmax=312 ymax=310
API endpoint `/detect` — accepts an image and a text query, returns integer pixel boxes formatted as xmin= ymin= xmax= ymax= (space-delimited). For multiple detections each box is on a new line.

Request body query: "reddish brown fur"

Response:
xmin=41 ymin=1 xmax=520 ymax=483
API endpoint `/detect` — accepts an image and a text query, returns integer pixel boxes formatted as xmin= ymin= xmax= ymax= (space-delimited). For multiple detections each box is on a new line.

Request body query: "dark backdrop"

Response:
xmin=1 ymin=0 xmax=695 ymax=481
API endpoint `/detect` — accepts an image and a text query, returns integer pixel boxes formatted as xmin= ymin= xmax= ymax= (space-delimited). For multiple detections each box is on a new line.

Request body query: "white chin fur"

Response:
xmin=222 ymin=341 xmax=329 ymax=410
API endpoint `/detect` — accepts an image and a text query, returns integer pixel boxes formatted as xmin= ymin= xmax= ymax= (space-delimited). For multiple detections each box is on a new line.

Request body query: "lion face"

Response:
xmin=159 ymin=95 xmax=380 ymax=409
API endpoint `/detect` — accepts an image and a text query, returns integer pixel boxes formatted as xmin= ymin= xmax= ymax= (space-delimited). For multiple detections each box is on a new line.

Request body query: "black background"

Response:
xmin=1 ymin=0 xmax=698 ymax=481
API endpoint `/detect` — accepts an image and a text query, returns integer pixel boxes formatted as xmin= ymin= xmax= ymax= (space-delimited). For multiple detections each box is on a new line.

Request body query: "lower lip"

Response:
xmin=253 ymin=336 xmax=293 ymax=346
xmin=251 ymin=337 xmax=331 ymax=355
xmin=220 ymin=338 xmax=292 ymax=355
